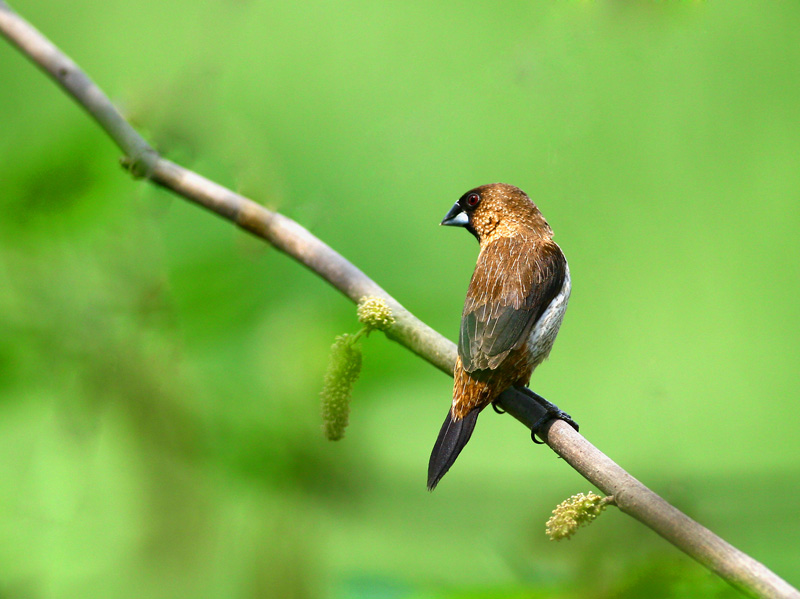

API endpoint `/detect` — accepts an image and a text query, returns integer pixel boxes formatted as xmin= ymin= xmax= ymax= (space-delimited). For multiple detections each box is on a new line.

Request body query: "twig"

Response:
xmin=1 ymin=3 xmax=796 ymax=598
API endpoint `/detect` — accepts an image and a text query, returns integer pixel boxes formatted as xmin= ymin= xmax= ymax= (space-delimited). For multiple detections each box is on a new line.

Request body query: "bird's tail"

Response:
xmin=427 ymin=407 xmax=481 ymax=491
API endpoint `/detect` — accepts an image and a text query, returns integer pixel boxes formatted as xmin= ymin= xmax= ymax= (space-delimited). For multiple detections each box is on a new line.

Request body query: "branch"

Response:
xmin=1 ymin=4 xmax=796 ymax=598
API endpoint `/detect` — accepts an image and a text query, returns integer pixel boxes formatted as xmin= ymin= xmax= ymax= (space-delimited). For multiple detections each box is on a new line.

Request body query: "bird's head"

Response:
xmin=441 ymin=183 xmax=552 ymax=243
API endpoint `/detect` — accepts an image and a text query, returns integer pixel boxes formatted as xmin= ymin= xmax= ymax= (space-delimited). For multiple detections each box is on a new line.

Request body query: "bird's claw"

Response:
xmin=496 ymin=386 xmax=578 ymax=444
xmin=531 ymin=409 xmax=577 ymax=443
xmin=529 ymin=400 xmax=579 ymax=444
xmin=491 ymin=401 xmax=506 ymax=415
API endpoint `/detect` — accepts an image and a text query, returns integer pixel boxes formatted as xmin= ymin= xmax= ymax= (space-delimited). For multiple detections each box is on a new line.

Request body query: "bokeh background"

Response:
xmin=1 ymin=1 xmax=799 ymax=597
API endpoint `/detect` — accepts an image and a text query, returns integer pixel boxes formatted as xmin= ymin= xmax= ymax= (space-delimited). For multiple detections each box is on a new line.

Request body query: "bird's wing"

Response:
xmin=458 ymin=236 xmax=566 ymax=372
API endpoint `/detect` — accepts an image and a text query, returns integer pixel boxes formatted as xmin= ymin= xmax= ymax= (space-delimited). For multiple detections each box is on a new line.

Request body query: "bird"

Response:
xmin=428 ymin=183 xmax=572 ymax=490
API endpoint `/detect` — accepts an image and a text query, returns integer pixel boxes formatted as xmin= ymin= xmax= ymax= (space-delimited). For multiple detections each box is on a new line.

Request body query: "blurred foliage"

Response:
xmin=1 ymin=0 xmax=800 ymax=597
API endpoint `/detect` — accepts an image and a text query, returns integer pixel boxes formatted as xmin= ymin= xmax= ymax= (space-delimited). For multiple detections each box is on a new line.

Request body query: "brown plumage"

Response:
xmin=428 ymin=183 xmax=570 ymax=490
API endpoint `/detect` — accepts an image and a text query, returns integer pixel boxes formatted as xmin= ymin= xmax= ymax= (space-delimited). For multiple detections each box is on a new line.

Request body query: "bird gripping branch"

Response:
xmin=428 ymin=183 xmax=573 ymax=490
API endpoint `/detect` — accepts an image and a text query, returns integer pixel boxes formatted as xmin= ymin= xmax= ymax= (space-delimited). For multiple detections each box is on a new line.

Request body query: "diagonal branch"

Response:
xmin=1 ymin=3 xmax=796 ymax=598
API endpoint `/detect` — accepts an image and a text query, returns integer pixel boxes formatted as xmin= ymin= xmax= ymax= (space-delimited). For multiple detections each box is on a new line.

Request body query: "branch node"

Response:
xmin=120 ymin=149 xmax=159 ymax=180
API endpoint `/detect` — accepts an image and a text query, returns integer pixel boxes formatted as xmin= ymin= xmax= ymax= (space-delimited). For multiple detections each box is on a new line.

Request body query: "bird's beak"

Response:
xmin=441 ymin=203 xmax=469 ymax=227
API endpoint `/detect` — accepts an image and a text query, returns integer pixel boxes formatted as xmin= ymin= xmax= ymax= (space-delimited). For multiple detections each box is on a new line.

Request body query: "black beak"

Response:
xmin=441 ymin=202 xmax=469 ymax=227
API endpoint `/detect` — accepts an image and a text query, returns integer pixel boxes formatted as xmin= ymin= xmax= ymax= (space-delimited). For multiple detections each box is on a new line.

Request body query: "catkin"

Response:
xmin=320 ymin=334 xmax=362 ymax=441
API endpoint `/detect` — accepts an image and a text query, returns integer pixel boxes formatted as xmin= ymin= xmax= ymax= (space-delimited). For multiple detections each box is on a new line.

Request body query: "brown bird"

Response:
xmin=428 ymin=183 xmax=572 ymax=490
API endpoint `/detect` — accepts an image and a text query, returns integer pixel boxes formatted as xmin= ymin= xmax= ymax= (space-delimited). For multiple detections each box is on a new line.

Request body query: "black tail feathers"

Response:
xmin=427 ymin=408 xmax=481 ymax=491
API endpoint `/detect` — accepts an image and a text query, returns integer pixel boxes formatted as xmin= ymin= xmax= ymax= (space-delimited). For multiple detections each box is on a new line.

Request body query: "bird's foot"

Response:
xmin=530 ymin=406 xmax=578 ymax=444
xmin=494 ymin=386 xmax=578 ymax=444
xmin=515 ymin=387 xmax=578 ymax=444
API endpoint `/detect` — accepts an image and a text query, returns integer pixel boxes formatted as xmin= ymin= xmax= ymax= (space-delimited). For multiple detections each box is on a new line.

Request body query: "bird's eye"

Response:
xmin=466 ymin=193 xmax=480 ymax=207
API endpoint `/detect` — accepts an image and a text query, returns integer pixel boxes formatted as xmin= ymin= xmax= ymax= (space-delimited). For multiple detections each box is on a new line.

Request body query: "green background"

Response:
xmin=1 ymin=1 xmax=799 ymax=597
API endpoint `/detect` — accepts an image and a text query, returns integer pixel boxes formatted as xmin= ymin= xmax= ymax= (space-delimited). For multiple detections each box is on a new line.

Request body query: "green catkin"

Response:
xmin=546 ymin=492 xmax=612 ymax=540
xmin=357 ymin=297 xmax=395 ymax=332
xmin=319 ymin=298 xmax=393 ymax=440
xmin=320 ymin=334 xmax=363 ymax=441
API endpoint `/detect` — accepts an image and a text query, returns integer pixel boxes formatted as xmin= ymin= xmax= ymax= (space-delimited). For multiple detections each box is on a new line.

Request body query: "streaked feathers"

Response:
xmin=459 ymin=236 xmax=567 ymax=372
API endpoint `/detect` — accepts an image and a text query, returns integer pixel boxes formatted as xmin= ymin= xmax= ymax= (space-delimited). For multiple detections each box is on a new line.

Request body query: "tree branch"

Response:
xmin=1 ymin=3 xmax=796 ymax=598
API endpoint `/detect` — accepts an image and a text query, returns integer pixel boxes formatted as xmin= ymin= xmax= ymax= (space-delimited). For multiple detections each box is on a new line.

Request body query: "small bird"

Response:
xmin=428 ymin=183 xmax=571 ymax=490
